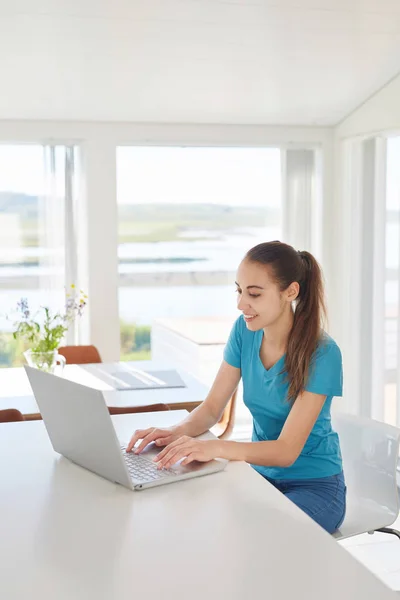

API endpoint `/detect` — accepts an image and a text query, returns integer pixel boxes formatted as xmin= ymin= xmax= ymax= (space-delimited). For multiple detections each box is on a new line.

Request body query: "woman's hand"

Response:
xmin=154 ymin=435 xmax=221 ymax=469
xmin=126 ymin=426 xmax=183 ymax=454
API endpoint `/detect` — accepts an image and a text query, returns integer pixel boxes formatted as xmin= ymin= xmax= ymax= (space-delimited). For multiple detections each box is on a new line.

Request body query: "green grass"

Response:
xmin=0 ymin=332 xmax=29 ymax=367
xmin=120 ymin=349 xmax=152 ymax=362
xmin=4 ymin=203 xmax=280 ymax=248
xmin=118 ymin=222 xmax=214 ymax=244
xmin=2 ymin=197 xmax=280 ymax=247
xmin=0 ymin=321 xmax=152 ymax=367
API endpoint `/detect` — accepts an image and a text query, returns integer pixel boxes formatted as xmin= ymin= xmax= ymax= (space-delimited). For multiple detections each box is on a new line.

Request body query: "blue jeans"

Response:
xmin=263 ymin=471 xmax=347 ymax=534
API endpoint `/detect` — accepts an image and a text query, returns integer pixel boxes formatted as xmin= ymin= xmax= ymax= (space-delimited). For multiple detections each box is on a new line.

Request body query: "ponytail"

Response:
xmin=245 ymin=243 xmax=326 ymax=402
xmin=286 ymin=250 xmax=326 ymax=402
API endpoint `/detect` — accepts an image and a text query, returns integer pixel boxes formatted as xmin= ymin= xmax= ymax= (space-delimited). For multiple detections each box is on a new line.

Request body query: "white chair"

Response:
xmin=332 ymin=412 xmax=400 ymax=541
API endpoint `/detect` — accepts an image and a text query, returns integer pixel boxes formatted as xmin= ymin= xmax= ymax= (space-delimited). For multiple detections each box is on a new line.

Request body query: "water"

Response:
xmin=1 ymin=227 xmax=273 ymax=276
xmin=0 ymin=229 xmax=276 ymax=328
xmin=119 ymin=284 xmax=238 ymax=325
xmin=1 ymin=226 xmax=399 ymax=348
xmin=0 ymin=284 xmax=238 ymax=330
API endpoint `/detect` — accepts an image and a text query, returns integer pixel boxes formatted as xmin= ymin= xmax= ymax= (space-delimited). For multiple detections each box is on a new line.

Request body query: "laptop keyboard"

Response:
xmin=120 ymin=445 xmax=178 ymax=483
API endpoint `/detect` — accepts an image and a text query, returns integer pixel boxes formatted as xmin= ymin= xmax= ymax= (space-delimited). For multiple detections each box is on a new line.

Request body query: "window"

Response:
xmin=0 ymin=144 xmax=79 ymax=367
xmin=347 ymin=135 xmax=400 ymax=425
xmin=384 ymin=136 xmax=400 ymax=425
xmin=117 ymin=146 xmax=282 ymax=356
xmin=117 ymin=146 xmax=283 ymax=436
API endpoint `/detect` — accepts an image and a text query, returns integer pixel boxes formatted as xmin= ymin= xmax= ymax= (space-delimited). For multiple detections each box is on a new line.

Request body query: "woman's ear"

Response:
xmin=286 ymin=282 xmax=300 ymax=302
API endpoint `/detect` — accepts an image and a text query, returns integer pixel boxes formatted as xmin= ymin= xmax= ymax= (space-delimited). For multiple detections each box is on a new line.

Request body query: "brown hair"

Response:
xmin=245 ymin=241 xmax=326 ymax=402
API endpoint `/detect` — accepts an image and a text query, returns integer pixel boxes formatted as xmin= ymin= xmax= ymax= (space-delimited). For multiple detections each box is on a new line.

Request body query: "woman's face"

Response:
xmin=235 ymin=259 xmax=298 ymax=331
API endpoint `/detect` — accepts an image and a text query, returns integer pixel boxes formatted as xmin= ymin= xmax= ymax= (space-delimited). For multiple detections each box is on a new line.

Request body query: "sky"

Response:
xmin=1 ymin=140 xmax=399 ymax=210
xmin=0 ymin=145 xmax=45 ymax=195
xmin=0 ymin=144 xmax=282 ymax=208
xmin=117 ymin=146 xmax=281 ymax=207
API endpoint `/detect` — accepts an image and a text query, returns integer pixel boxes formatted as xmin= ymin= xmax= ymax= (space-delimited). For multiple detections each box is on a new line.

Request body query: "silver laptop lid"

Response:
xmin=24 ymin=366 xmax=133 ymax=489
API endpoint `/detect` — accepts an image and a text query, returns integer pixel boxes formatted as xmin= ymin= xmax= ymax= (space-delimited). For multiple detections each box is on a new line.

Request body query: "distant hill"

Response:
xmin=0 ymin=193 xmax=280 ymax=245
xmin=118 ymin=203 xmax=280 ymax=243
xmin=118 ymin=202 xmax=279 ymax=226
xmin=0 ymin=192 xmax=38 ymax=220
xmin=1 ymin=192 xmax=279 ymax=225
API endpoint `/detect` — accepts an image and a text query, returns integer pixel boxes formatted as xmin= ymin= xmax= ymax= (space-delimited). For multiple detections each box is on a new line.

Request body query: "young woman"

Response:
xmin=127 ymin=241 xmax=346 ymax=534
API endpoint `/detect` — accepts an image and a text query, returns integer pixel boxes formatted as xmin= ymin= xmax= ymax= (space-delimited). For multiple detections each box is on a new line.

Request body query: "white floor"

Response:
xmin=339 ymin=516 xmax=400 ymax=591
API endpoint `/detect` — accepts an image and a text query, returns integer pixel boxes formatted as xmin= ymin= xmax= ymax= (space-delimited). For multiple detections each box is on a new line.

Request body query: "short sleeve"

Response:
xmin=223 ymin=317 xmax=243 ymax=369
xmin=305 ymin=341 xmax=343 ymax=397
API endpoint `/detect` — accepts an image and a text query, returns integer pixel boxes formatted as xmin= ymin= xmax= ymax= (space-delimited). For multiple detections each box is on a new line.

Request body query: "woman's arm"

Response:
xmin=126 ymin=360 xmax=241 ymax=453
xmin=154 ymin=390 xmax=326 ymax=469
xmin=176 ymin=360 xmax=241 ymax=437
xmin=219 ymin=390 xmax=326 ymax=466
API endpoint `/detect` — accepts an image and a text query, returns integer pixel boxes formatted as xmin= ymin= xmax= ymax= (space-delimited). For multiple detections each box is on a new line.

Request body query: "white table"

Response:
xmin=0 ymin=411 xmax=395 ymax=600
xmin=152 ymin=316 xmax=234 ymax=386
xmin=0 ymin=360 xmax=208 ymax=418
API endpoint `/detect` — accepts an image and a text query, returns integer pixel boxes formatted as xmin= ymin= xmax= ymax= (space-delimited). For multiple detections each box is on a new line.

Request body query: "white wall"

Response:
xmin=336 ymin=73 xmax=400 ymax=140
xmin=0 ymin=120 xmax=333 ymax=146
xmin=329 ymin=72 xmax=400 ymax=414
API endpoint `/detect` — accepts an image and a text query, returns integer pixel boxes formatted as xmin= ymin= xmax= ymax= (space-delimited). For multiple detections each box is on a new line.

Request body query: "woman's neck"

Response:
xmin=262 ymin=308 xmax=294 ymax=354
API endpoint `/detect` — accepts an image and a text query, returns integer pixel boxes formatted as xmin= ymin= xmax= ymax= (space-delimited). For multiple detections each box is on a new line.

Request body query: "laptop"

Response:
xmin=25 ymin=366 xmax=227 ymax=491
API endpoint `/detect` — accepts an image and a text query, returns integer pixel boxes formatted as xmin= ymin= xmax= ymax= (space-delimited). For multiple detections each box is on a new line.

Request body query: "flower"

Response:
xmin=16 ymin=297 xmax=30 ymax=319
xmin=10 ymin=287 xmax=87 ymax=353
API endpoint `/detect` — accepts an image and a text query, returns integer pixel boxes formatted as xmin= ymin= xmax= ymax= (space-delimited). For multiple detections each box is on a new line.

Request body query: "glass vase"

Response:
xmin=24 ymin=349 xmax=66 ymax=374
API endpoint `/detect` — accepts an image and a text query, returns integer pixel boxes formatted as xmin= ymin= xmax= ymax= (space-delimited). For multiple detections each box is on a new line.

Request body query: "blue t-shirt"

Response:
xmin=223 ymin=315 xmax=343 ymax=480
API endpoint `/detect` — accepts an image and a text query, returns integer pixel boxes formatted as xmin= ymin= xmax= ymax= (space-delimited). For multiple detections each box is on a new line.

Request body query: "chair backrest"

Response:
xmin=108 ymin=403 xmax=170 ymax=415
xmin=332 ymin=412 xmax=400 ymax=520
xmin=217 ymin=390 xmax=237 ymax=439
xmin=58 ymin=345 xmax=102 ymax=365
xmin=0 ymin=409 xmax=25 ymax=423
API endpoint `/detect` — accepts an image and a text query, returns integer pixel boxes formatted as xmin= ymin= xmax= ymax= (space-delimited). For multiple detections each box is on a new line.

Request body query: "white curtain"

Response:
xmin=341 ymin=135 xmax=400 ymax=426
xmin=40 ymin=145 xmax=82 ymax=344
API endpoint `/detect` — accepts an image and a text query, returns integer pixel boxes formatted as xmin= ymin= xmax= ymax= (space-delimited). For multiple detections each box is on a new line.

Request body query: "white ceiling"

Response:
xmin=0 ymin=0 xmax=400 ymax=125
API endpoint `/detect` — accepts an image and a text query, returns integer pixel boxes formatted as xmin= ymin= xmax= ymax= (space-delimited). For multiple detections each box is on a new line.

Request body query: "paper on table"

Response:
xmin=87 ymin=364 xmax=187 ymax=391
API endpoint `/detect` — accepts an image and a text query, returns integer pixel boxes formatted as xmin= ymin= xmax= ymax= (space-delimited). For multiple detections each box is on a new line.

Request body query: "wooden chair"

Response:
xmin=58 ymin=345 xmax=102 ymax=365
xmin=214 ymin=390 xmax=237 ymax=439
xmin=166 ymin=391 xmax=237 ymax=438
xmin=108 ymin=403 xmax=171 ymax=416
xmin=22 ymin=403 xmax=171 ymax=421
xmin=0 ymin=409 xmax=25 ymax=423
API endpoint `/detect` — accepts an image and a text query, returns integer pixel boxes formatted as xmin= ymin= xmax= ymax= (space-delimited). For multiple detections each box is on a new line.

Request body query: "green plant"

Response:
xmin=120 ymin=320 xmax=151 ymax=360
xmin=0 ymin=332 xmax=26 ymax=367
xmin=120 ymin=349 xmax=151 ymax=362
xmin=11 ymin=286 xmax=87 ymax=353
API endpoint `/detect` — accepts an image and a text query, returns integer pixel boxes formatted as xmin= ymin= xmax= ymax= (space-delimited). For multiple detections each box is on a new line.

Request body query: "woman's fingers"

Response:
xmin=134 ymin=430 xmax=164 ymax=454
xmin=181 ymin=452 xmax=200 ymax=466
xmin=155 ymin=436 xmax=188 ymax=461
xmin=126 ymin=428 xmax=172 ymax=454
xmin=156 ymin=440 xmax=195 ymax=469
xmin=126 ymin=428 xmax=152 ymax=453
xmin=157 ymin=446 xmax=191 ymax=469
xmin=154 ymin=436 xmax=174 ymax=447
